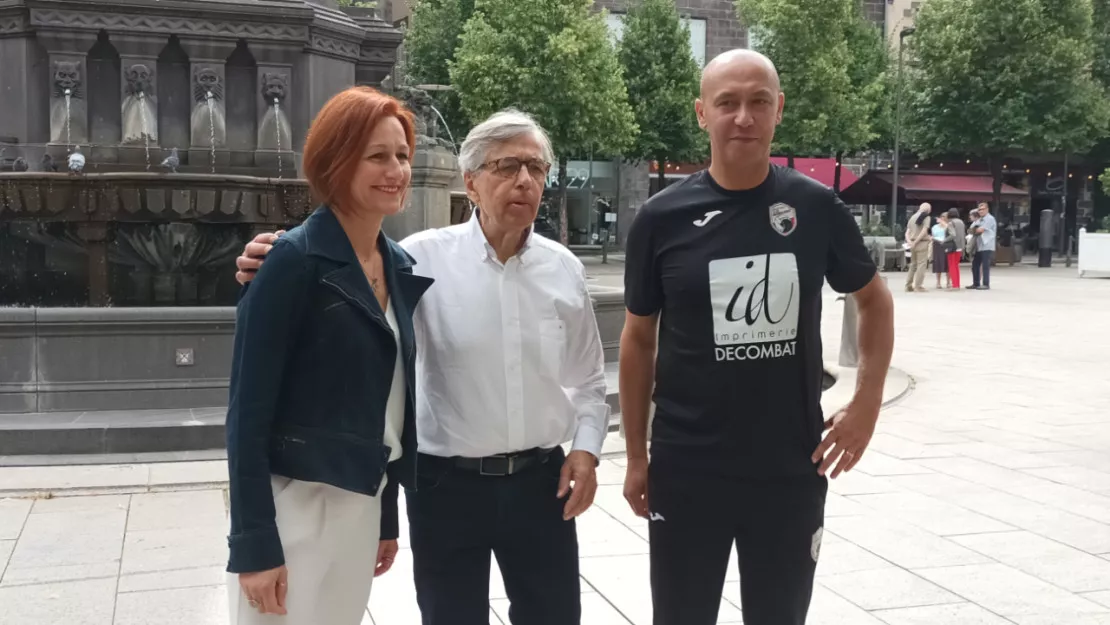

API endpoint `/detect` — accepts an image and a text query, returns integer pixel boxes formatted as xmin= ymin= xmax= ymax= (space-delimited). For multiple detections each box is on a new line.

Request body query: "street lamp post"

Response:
xmin=1064 ymin=151 xmax=1072 ymax=267
xmin=890 ymin=27 xmax=915 ymax=234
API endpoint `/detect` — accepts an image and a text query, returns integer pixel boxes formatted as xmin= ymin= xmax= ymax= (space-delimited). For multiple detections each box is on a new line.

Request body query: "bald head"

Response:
xmin=694 ymin=48 xmax=784 ymax=184
xmin=700 ymin=49 xmax=780 ymax=99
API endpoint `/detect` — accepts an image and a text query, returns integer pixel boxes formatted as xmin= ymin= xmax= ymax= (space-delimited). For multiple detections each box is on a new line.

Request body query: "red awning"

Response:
xmin=838 ymin=171 xmax=1028 ymax=205
xmin=652 ymin=157 xmax=859 ymax=189
xmin=769 ymin=157 xmax=859 ymax=189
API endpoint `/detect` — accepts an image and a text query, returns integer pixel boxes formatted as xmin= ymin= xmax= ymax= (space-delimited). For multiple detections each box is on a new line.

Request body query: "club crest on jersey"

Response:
xmin=769 ymin=202 xmax=797 ymax=237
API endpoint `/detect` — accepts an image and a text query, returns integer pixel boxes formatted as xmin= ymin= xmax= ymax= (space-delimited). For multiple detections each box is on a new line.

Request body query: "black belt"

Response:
xmin=449 ymin=447 xmax=556 ymax=476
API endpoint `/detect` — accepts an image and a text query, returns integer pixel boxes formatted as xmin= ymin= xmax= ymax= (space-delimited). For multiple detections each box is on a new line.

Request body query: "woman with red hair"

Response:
xmin=224 ymin=86 xmax=433 ymax=624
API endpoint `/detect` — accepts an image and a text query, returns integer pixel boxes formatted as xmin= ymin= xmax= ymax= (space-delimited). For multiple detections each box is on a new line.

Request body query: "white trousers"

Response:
xmin=228 ymin=475 xmax=382 ymax=625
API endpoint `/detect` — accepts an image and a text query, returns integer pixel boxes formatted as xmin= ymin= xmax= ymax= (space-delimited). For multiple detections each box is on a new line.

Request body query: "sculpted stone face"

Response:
xmin=194 ymin=68 xmax=223 ymax=103
xmin=126 ymin=64 xmax=153 ymax=95
xmin=261 ymin=73 xmax=288 ymax=103
xmin=53 ymin=61 xmax=83 ymax=97
xmin=193 ymin=69 xmax=223 ymax=103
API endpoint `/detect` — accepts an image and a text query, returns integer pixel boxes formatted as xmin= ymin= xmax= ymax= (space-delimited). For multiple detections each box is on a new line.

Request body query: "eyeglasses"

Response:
xmin=479 ymin=157 xmax=551 ymax=182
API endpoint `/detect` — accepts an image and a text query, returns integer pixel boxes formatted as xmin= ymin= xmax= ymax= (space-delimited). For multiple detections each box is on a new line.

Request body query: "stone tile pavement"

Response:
xmin=1 ymin=264 xmax=1109 ymax=624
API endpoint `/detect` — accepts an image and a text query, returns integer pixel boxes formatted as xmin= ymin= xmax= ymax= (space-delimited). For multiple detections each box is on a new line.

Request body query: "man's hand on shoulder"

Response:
xmin=235 ymin=230 xmax=285 ymax=285
xmin=558 ymin=450 xmax=598 ymax=520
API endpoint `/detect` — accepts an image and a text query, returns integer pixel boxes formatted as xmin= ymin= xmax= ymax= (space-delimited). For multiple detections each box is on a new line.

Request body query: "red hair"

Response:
xmin=301 ymin=86 xmax=416 ymax=211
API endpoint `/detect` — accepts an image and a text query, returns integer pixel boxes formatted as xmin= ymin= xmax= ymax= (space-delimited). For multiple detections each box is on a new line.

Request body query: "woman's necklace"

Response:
xmin=358 ymin=254 xmax=382 ymax=293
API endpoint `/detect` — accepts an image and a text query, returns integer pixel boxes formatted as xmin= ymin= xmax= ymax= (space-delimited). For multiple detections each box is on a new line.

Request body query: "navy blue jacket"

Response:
xmin=225 ymin=205 xmax=433 ymax=574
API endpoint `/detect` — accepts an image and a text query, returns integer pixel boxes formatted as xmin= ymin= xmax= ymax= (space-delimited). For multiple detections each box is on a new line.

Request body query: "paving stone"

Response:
xmin=0 ymin=498 xmax=31 ymax=540
xmin=0 ymin=577 xmax=115 ymax=625
xmin=819 ymin=567 xmax=961 ymax=611
xmin=952 ymin=531 xmax=1110 ymax=593
xmin=127 ymin=490 xmax=227 ymax=532
xmin=915 ymin=562 xmax=1107 ymax=617
xmin=848 ymin=491 xmax=1014 ymax=536
xmin=826 ymin=514 xmax=990 ymax=569
xmin=121 ymin=526 xmax=227 ymax=575
xmin=113 ymin=584 xmax=227 ymax=625
xmin=872 ymin=602 xmax=1014 ymax=624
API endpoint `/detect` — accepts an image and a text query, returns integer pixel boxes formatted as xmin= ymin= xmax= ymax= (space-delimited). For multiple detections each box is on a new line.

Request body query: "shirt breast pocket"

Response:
xmin=538 ymin=318 xmax=566 ymax=379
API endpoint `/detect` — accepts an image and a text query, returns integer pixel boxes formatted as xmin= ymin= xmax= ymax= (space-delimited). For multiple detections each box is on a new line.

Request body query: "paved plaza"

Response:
xmin=1 ymin=262 xmax=1109 ymax=624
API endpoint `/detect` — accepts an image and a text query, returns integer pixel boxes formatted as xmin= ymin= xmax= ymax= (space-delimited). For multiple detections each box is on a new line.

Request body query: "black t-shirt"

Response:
xmin=624 ymin=165 xmax=876 ymax=477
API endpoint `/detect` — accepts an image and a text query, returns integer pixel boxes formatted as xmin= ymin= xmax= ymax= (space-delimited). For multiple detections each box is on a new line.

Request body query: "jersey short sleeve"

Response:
xmin=825 ymin=191 xmax=877 ymax=294
xmin=623 ymin=206 xmax=663 ymax=316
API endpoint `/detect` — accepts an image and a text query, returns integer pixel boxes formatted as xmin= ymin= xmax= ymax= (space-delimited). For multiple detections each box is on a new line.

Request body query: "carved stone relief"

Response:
xmin=122 ymin=62 xmax=158 ymax=144
xmin=49 ymin=59 xmax=89 ymax=145
xmin=191 ymin=67 xmax=226 ymax=148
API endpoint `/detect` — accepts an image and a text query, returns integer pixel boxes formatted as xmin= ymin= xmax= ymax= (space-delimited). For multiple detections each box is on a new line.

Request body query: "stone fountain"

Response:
xmin=0 ymin=0 xmax=472 ymax=416
xmin=0 ymin=0 xmax=461 ymax=310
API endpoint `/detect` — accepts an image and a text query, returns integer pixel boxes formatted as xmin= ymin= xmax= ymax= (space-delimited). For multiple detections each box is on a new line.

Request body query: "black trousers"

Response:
xmin=648 ymin=460 xmax=828 ymax=625
xmin=972 ymin=250 xmax=993 ymax=287
xmin=407 ymin=446 xmax=580 ymax=625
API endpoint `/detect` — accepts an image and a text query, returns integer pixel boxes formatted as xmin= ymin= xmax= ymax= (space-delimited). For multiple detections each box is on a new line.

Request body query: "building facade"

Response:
xmin=884 ymin=0 xmax=923 ymax=44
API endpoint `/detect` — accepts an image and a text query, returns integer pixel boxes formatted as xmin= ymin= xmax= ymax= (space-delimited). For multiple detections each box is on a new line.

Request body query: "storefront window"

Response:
xmin=542 ymin=159 xmax=619 ymax=245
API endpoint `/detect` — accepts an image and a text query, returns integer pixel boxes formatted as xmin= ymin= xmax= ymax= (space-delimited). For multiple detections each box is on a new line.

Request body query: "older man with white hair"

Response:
xmin=235 ymin=108 xmax=608 ymax=625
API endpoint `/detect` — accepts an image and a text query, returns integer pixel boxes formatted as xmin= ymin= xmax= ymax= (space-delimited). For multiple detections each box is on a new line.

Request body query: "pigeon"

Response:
xmin=160 ymin=148 xmax=180 ymax=173
xmin=12 ymin=156 xmax=28 ymax=172
xmin=68 ymin=146 xmax=85 ymax=174
xmin=41 ymin=153 xmax=58 ymax=172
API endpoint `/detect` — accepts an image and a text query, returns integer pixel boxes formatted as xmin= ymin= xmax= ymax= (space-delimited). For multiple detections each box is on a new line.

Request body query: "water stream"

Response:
xmin=138 ymin=92 xmax=151 ymax=170
xmin=64 ymin=88 xmax=72 ymax=149
xmin=428 ymin=104 xmax=458 ymax=156
xmin=206 ymin=91 xmax=216 ymax=174
xmin=273 ymin=98 xmax=283 ymax=179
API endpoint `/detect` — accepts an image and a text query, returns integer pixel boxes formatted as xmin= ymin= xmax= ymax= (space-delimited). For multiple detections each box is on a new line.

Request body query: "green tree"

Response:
xmin=835 ymin=6 xmax=890 ymax=191
xmin=907 ymin=0 xmax=1110 ymax=209
xmin=336 ymin=0 xmax=377 ymax=7
xmin=1088 ymin=0 xmax=1110 ymax=226
xmin=1093 ymin=0 xmax=1110 ymax=88
xmin=451 ymin=0 xmax=638 ymax=244
xmin=736 ymin=0 xmax=875 ymax=171
xmin=399 ymin=0 xmax=475 ymax=146
xmin=617 ymin=0 xmax=706 ymax=193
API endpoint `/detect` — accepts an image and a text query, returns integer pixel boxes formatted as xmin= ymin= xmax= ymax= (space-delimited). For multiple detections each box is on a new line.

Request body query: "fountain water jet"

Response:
xmin=138 ymin=92 xmax=151 ymax=170
xmin=428 ymin=104 xmax=458 ymax=156
xmin=273 ymin=97 xmax=284 ymax=179
xmin=64 ymin=88 xmax=73 ymax=149
xmin=206 ymin=91 xmax=217 ymax=174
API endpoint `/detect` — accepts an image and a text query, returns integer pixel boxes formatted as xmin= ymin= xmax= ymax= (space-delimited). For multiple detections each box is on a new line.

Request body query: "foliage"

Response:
xmin=860 ymin=222 xmax=892 ymax=237
xmin=1086 ymin=1 xmax=1110 ymax=228
xmin=336 ymin=0 xmax=377 ymax=7
xmin=735 ymin=0 xmax=876 ymax=158
xmin=617 ymin=0 xmax=707 ymax=184
xmin=1093 ymin=0 xmax=1110 ymax=88
xmin=400 ymin=0 xmax=475 ymax=145
xmin=906 ymin=0 xmax=1110 ymax=159
xmin=451 ymin=0 xmax=638 ymax=244
xmin=1102 ymin=168 xmax=1110 ymax=189
xmin=843 ymin=7 xmax=893 ymax=151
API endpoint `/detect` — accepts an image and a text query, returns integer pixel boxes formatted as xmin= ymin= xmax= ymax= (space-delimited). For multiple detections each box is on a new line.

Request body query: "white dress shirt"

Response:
xmin=400 ymin=211 xmax=610 ymax=459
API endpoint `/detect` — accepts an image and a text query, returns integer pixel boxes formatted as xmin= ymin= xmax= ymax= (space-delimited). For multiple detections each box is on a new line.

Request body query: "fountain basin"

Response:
xmin=0 ymin=289 xmax=626 ymax=416
xmin=0 ymin=172 xmax=313 ymax=224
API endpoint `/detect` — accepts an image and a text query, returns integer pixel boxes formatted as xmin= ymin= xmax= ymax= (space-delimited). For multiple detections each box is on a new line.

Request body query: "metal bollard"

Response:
xmin=1039 ymin=209 xmax=1056 ymax=268
xmin=838 ymin=293 xmax=860 ymax=368
xmin=837 ymin=275 xmax=886 ymax=368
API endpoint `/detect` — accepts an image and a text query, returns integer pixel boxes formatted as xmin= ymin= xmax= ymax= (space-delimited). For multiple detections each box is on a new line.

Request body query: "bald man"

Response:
xmin=619 ymin=49 xmax=894 ymax=625
xmin=905 ymin=202 xmax=933 ymax=292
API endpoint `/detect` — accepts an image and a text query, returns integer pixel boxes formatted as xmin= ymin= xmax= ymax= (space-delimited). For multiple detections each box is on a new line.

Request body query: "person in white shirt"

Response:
xmin=234 ymin=109 xmax=609 ymax=625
